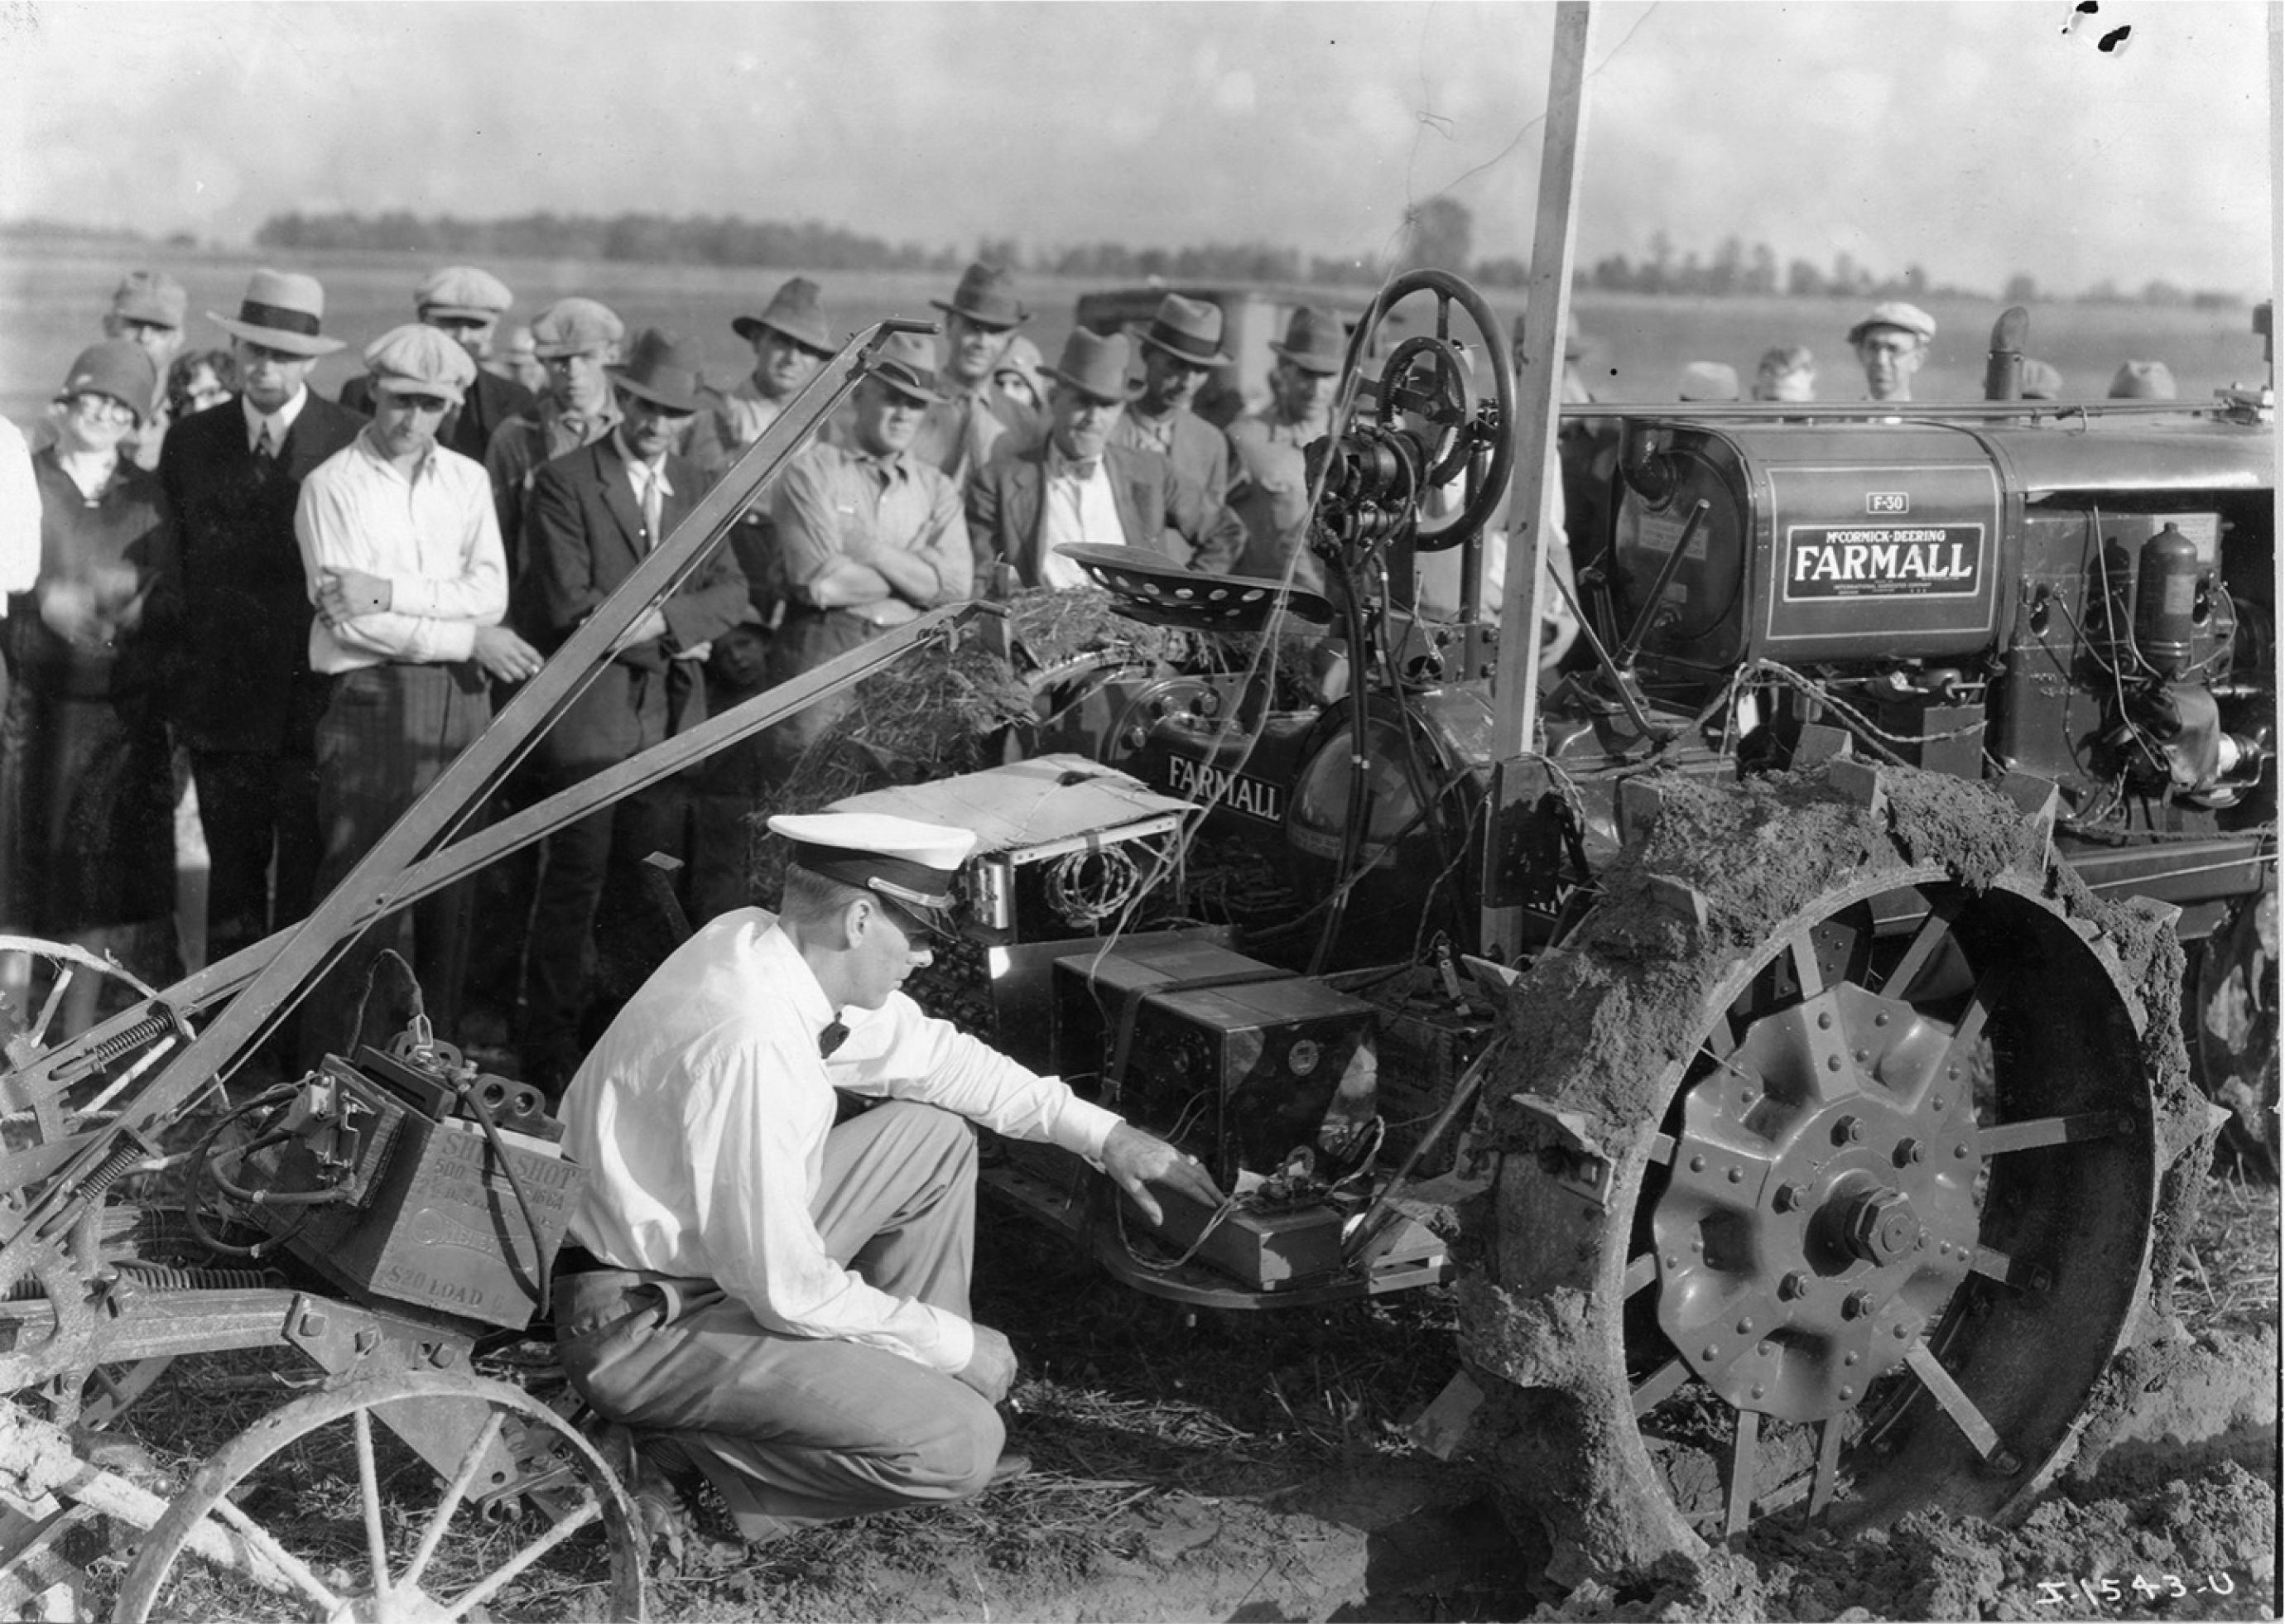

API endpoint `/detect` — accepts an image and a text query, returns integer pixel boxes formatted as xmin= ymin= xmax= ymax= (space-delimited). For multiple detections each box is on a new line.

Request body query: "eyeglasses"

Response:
xmin=65 ymin=393 xmax=137 ymax=423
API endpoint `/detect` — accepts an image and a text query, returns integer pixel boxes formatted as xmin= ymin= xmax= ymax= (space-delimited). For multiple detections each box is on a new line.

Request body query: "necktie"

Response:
xmin=1061 ymin=457 xmax=1099 ymax=483
xmin=818 ymin=1020 xmax=849 ymax=1058
xmin=256 ymin=423 xmax=279 ymax=463
xmin=640 ymin=464 xmax=663 ymax=550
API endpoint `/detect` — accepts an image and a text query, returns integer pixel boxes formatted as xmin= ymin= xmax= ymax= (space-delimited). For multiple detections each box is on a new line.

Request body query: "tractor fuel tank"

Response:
xmin=1612 ymin=421 xmax=2005 ymax=673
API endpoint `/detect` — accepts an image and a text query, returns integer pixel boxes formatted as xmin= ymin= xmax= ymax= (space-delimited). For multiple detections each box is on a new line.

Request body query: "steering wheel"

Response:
xmin=1334 ymin=269 xmax=1517 ymax=551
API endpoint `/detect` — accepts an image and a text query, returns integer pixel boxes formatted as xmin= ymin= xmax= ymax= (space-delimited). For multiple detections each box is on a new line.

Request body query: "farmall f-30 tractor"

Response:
xmin=842 ymin=271 xmax=2276 ymax=1578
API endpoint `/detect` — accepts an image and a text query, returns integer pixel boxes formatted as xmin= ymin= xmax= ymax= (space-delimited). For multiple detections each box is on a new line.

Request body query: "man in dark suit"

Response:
xmin=965 ymin=329 xmax=1245 ymax=590
xmin=339 ymin=266 xmax=535 ymax=465
xmin=1109 ymin=293 xmax=1236 ymax=564
xmin=518 ymin=329 xmax=750 ymax=1093
xmin=158 ymin=268 xmax=366 ymax=980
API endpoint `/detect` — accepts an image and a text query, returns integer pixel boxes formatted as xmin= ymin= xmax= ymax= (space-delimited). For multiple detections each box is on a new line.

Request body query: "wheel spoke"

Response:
xmin=1721 ymin=1409 xmax=1759 ymax=1537
xmin=1880 ymin=900 xmax=1957 ymax=998
xmin=1976 ymin=1112 xmax=2128 ymax=1156
xmin=1968 ymin=1244 xmax=2053 ymax=1293
xmin=209 ymin=1497 xmax=345 ymax=1609
xmin=1808 ymin=1414 xmax=1845 ymax=1517
xmin=400 ymin=1408 xmax=507 ymax=1593
xmin=1631 ymin=1357 xmax=1691 ymax=1417
xmin=1786 ymin=934 xmax=1825 ymax=998
xmin=354 ymin=1407 xmax=391 ymax=1599
xmin=1623 ymin=1252 xmax=1657 ymax=1297
xmin=1903 ymin=1341 xmax=2013 ymax=1466
xmin=26 ymin=969 xmax=71 ymax=1049
xmin=446 ymin=1492 xmax=600 ymax=1619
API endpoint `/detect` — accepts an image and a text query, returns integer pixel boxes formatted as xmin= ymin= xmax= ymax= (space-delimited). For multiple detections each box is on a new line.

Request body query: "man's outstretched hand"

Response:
xmin=1101 ymin=1122 xmax=1224 ymax=1227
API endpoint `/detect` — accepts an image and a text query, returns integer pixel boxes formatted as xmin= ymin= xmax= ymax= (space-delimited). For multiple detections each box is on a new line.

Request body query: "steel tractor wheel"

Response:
xmin=112 ymin=1370 xmax=647 ymax=1623
xmin=1458 ymin=762 xmax=2219 ymax=1587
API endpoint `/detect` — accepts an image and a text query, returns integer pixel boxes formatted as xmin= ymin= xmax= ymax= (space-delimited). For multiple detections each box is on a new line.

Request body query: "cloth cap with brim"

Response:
xmin=1271 ymin=306 xmax=1348 ymax=374
xmin=769 ymin=811 xmax=977 ymax=930
xmin=58 ymin=339 xmax=159 ymax=423
xmin=931 ymin=262 xmax=1027 ymax=329
xmin=416 ymin=265 xmax=514 ymax=320
xmin=532 ymin=297 xmax=627 ymax=359
xmin=2018 ymin=358 xmax=2064 ymax=400
xmin=868 ymin=331 xmax=942 ymax=403
xmin=111 ymin=270 xmax=186 ymax=329
xmin=1847 ymin=300 xmax=1936 ymax=346
xmin=2109 ymin=359 xmax=2177 ymax=400
xmin=1678 ymin=361 xmax=1741 ymax=402
xmin=1134 ymin=293 xmax=1234 ymax=366
xmin=364 ymin=322 xmax=479 ymax=403
xmin=733 ymin=276 xmax=835 ymax=355
xmin=1045 ymin=329 xmax=1139 ymax=404
xmin=607 ymin=327 xmax=707 ymax=414
xmin=209 ymin=267 xmax=346 ymax=357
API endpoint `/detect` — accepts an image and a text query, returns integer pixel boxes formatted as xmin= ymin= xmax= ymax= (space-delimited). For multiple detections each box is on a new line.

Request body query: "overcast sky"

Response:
xmin=0 ymin=1 xmax=2273 ymax=297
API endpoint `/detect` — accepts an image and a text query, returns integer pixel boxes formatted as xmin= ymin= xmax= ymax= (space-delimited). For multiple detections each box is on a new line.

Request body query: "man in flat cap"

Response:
xmin=1109 ymin=294 xmax=1237 ymax=563
xmin=1225 ymin=306 xmax=1346 ymax=591
xmin=31 ymin=271 xmax=187 ymax=469
xmin=911 ymin=262 xmax=1041 ymax=483
xmin=341 ymin=266 xmax=536 ymax=466
xmin=553 ymin=810 xmax=1221 ymax=1558
xmin=292 ymin=324 xmax=544 ymax=1059
xmin=2109 ymin=359 xmax=2177 ymax=400
xmin=966 ymin=330 xmax=1245 ymax=590
xmin=518 ymin=329 xmax=750 ymax=1096
xmin=158 ymin=270 xmax=367 ymax=1011
xmin=1678 ymin=361 xmax=1740 ymax=402
xmin=485 ymin=296 xmax=628 ymax=574
xmin=1848 ymin=301 xmax=1936 ymax=404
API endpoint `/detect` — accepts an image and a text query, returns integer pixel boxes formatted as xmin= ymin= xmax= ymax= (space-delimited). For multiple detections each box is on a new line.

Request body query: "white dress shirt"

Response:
xmin=243 ymin=386 xmax=310 ymax=456
xmin=1039 ymin=451 xmax=1119 ymax=590
xmin=560 ymin=911 xmax=1122 ymax=1374
xmin=0 ymin=417 xmax=41 ymax=607
xmin=294 ymin=429 xmax=508 ymax=672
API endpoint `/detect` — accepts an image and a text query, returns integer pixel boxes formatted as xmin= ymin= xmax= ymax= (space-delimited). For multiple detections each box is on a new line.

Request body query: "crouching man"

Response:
xmin=552 ymin=810 xmax=1220 ymax=1556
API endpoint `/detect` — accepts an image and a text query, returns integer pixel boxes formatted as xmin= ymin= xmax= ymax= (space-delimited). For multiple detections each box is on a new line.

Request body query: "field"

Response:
xmin=2 ymin=238 xmax=2268 ymax=431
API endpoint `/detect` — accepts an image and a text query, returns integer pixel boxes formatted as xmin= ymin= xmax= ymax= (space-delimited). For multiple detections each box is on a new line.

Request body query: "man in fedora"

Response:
xmin=292 ymin=324 xmax=541 ymax=1063
xmin=339 ymin=266 xmax=536 ymax=465
xmin=1109 ymin=293 xmax=1236 ymax=564
xmin=518 ymin=329 xmax=750 ymax=1095
xmin=912 ymin=262 xmax=1039 ymax=483
xmin=1226 ymin=305 xmax=1346 ymax=590
xmin=744 ymin=332 xmax=969 ymax=799
xmin=158 ymin=269 xmax=365 ymax=1000
xmin=691 ymin=275 xmax=837 ymax=488
xmin=966 ymin=329 xmax=1245 ymax=590
xmin=1848 ymin=300 xmax=1936 ymax=403
xmin=486 ymin=296 xmax=628 ymax=573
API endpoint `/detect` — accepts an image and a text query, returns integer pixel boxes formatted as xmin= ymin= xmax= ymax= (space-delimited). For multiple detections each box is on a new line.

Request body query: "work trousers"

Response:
xmin=554 ymin=1100 xmax=1002 ymax=1536
xmin=297 ymin=663 xmax=490 ymax=1068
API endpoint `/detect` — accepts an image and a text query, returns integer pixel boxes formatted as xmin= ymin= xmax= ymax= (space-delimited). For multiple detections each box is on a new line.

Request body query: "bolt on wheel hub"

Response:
xmin=1651 ymin=982 xmax=1983 ymax=1422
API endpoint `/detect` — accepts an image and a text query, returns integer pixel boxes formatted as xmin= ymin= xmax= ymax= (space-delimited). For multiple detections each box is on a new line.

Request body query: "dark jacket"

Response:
xmin=340 ymin=367 xmax=535 ymax=468
xmin=155 ymin=391 xmax=366 ymax=753
xmin=965 ymin=440 xmax=1247 ymax=589
xmin=520 ymin=436 xmax=749 ymax=776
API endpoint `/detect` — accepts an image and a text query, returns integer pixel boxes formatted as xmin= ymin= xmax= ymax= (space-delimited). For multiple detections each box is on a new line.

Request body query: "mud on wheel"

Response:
xmin=1457 ymin=762 xmax=2218 ymax=1587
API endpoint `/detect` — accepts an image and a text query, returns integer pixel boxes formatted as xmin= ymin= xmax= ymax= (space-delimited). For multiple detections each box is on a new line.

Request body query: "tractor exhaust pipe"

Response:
xmin=1984 ymin=305 xmax=2031 ymax=401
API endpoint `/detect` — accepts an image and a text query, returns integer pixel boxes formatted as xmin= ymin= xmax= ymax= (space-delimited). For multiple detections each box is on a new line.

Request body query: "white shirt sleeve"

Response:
xmin=0 ymin=419 xmax=41 ymax=606
xmin=296 ymin=461 xmax=498 ymax=663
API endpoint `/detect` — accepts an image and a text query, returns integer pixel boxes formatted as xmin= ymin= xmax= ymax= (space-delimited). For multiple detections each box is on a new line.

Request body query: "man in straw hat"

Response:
xmin=291 ymin=324 xmax=543 ymax=1061
xmin=158 ymin=269 xmax=365 ymax=1009
xmin=966 ymin=329 xmax=1245 ymax=591
xmin=1109 ymin=293 xmax=1237 ymax=560
xmin=486 ymin=295 xmax=628 ymax=571
xmin=1848 ymin=300 xmax=1936 ymax=404
xmin=552 ymin=809 xmax=1222 ymax=1558
xmin=517 ymin=329 xmax=750 ymax=1097
xmin=339 ymin=265 xmax=536 ymax=464
xmin=911 ymin=261 xmax=1041 ymax=482
xmin=1226 ymin=305 xmax=1347 ymax=591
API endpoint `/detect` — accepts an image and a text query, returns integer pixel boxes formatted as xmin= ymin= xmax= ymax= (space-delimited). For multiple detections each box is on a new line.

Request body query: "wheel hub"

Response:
xmin=1652 ymin=981 xmax=1982 ymax=1422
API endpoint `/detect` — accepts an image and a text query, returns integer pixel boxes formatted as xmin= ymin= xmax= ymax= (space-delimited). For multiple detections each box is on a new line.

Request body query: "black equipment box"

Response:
xmin=1053 ymin=939 xmax=1378 ymax=1186
xmin=259 ymin=1055 xmax=584 ymax=1331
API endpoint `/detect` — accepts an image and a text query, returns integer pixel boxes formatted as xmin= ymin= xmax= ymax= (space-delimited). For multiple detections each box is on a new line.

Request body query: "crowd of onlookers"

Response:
xmin=0 ymin=263 xmax=2187 ymax=1090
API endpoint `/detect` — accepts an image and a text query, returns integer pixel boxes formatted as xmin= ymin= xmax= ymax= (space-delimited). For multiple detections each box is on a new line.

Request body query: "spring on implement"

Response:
xmin=6 ymin=1263 xmax=283 ymax=1298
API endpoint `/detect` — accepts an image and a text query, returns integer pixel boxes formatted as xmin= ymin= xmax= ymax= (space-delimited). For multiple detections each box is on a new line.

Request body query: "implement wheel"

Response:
xmin=112 ymin=1370 xmax=647 ymax=1622
xmin=1459 ymin=764 xmax=2215 ymax=1586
